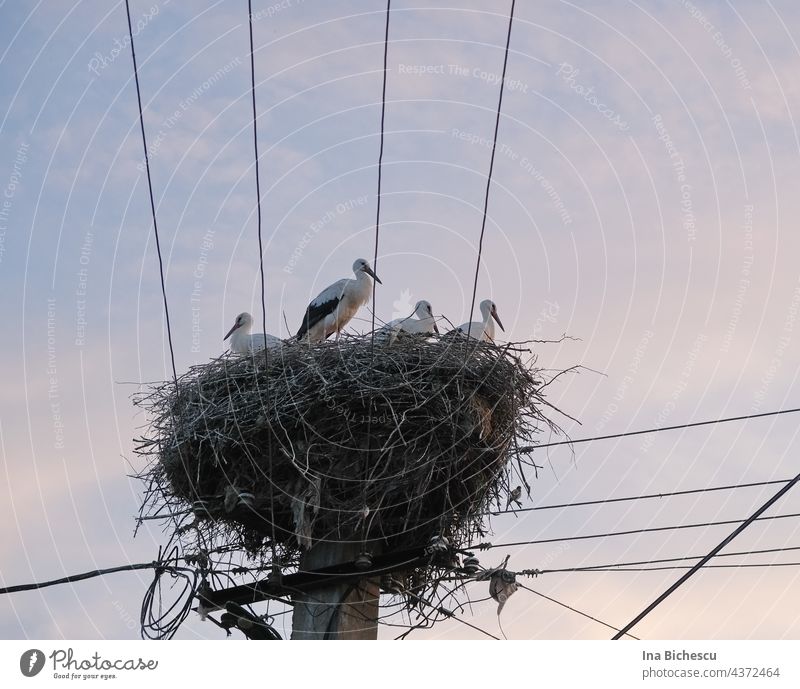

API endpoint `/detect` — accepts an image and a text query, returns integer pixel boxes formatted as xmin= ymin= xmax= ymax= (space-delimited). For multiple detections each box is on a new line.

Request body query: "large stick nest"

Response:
xmin=134 ymin=335 xmax=555 ymax=566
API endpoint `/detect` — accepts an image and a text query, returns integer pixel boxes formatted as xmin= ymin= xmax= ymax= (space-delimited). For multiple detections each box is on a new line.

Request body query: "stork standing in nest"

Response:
xmin=296 ymin=258 xmax=382 ymax=342
xmin=450 ymin=299 xmax=505 ymax=342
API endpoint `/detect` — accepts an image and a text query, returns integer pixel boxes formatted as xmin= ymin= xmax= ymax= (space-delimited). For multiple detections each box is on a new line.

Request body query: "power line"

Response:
xmin=469 ymin=511 xmax=800 ymax=550
xmin=6 ymin=547 xmax=795 ymax=599
xmin=448 ymin=2 xmax=516 ymax=537
xmin=363 ymin=0 xmax=392 ymax=554
xmin=526 ymin=405 xmax=800 ymax=452
xmin=517 ymin=583 xmax=639 ymax=640
xmin=490 ymin=478 xmax=793 ymax=516
xmin=141 ymin=553 xmax=198 ymax=640
xmin=247 ymin=0 xmax=269 ymax=356
xmin=442 ymin=610 xmax=502 ymax=640
xmin=404 ymin=590 xmax=501 ymax=640
xmin=541 ymin=544 xmax=800 ymax=573
xmin=611 ymin=467 xmax=800 ymax=639
xmin=124 ymin=0 xmax=178 ymax=389
xmin=370 ymin=0 xmax=390 ymax=345
xmin=246 ymin=0 xmax=278 ymax=567
xmin=570 ymin=562 xmax=800 ymax=573
xmin=0 ymin=561 xmax=181 ymax=596
xmin=465 ymin=0 xmax=515 ymax=338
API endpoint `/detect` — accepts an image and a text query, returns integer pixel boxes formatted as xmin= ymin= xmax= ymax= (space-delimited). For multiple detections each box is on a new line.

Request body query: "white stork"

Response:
xmin=224 ymin=312 xmax=282 ymax=354
xmin=296 ymin=258 xmax=381 ymax=342
xmin=449 ymin=299 xmax=504 ymax=342
xmin=381 ymin=299 xmax=439 ymax=340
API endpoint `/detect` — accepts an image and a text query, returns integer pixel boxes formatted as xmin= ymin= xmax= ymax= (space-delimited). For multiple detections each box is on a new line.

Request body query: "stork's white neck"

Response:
xmin=353 ymin=271 xmax=372 ymax=293
xmin=231 ymin=322 xmax=252 ymax=349
xmin=344 ymin=271 xmax=373 ymax=307
xmin=479 ymin=305 xmax=494 ymax=339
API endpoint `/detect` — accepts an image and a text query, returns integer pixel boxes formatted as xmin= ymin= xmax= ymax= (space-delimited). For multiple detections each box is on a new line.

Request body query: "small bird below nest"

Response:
xmin=134 ymin=335 xmax=560 ymax=567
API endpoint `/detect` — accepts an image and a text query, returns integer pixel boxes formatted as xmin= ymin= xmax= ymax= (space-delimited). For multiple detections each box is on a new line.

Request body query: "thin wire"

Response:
xmin=446 ymin=611 xmax=502 ymax=640
xmin=124 ymin=0 xmax=178 ymax=390
xmin=465 ymin=0 xmax=515 ymax=338
xmin=370 ymin=0 xmax=390 ymax=348
xmin=489 ymin=478 xmax=793 ymax=516
xmin=405 ymin=590 xmax=501 ymax=640
xmin=140 ymin=554 xmax=198 ymax=640
xmin=541 ymin=544 xmax=800 ymax=573
xmin=247 ymin=0 xmax=269 ymax=356
xmin=565 ymin=562 xmax=800 ymax=572
xmin=443 ymin=0 xmax=515 ymax=541
xmin=517 ymin=583 xmax=639 ymax=640
xmin=362 ymin=0 xmax=392 ymax=554
xmin=538 ymin=546 xmax=800 ymax=574
xmin=612 ymin=468 xmax=800 ymax=639
xmin=528 ymin=406 xmax=800 ymax=451
xmin=0 ymin=561 xmax=181 ymax=596
xmin=247 ymin=0 xmax=278 ymax=560
xmin=470 ymin=512 xmax=800 ymax=550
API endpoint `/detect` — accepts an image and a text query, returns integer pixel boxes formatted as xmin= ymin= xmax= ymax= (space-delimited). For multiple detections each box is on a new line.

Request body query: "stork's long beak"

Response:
xmin=224 ymin=322 xmax=239 ymax=340
xmin=430 ymin=307 xmax=440 ymax=334
xmin=363 ymin=265 xmax=382 ymax=284
xmin=491 ymin=307 xmax=505 ymax=332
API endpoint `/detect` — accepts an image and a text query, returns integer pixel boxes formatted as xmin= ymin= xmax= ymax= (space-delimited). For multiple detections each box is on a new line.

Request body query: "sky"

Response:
xmin=1 ymin=0 xmax=800 ymax=640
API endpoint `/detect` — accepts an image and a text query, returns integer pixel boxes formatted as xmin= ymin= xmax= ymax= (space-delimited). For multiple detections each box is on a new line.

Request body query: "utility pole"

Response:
xmin=290 ymin=541 xmax=379 ymax=640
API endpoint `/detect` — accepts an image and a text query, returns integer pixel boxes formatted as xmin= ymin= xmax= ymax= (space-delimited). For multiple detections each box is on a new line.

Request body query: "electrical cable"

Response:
xmin=124 ymin=0 xmax=178 ymax=389
xmin=611 ymin=468 xmax=800 ymax=639
xmin=489 ymin=478 xmax=793 ymax=516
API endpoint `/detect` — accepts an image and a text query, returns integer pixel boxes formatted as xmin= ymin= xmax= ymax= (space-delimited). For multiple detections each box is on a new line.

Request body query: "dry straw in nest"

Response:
xmin=134 ymin=335 xmax=555 ymax=564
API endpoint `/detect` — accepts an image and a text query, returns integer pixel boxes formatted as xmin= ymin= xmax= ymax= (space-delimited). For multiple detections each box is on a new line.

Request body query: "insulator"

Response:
xmin=427 ymin=534 xmax=450 ymax=554
xmin=192 ymin=499 xmax=212 ymax=519
xmin=354 ymin=552 xmax=373 ymax=570
xmin=380 ymin=575 xmax=405 ymax=594
xmin=462 ymin=555 xmax=480 ymax=575
xmin=267 ymin=564 xmax=283 ymax=588
xmin=237 ymin=491 xmax=255 ymax=509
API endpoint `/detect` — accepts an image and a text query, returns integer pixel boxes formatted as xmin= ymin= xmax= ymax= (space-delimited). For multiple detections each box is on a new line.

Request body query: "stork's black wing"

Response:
xmin=296 ymin=299 xmax=338 ymax=339
xmin=296 ymin=278 xmax=348 ymax=340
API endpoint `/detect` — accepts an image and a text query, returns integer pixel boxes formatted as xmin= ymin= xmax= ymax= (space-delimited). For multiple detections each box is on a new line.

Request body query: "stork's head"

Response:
xmin=414 ymin=300 xmax=433 ymax=318
xmin=480 ymin=299 xmax=504 ymax=332
xmin=414 ymin=299 xmax=439 ymax=335
xmin=353 ymin=258 xmax=382 ymax=284
xmin=224 ymin=312 xmax=253 ymax=340
xmin=414 ymin=300 xmax=439 ymax=333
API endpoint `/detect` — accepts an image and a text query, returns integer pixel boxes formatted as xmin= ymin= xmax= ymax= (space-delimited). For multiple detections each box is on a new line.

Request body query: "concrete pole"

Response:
xmin=291 ymin=541 xmax=379 ymax=639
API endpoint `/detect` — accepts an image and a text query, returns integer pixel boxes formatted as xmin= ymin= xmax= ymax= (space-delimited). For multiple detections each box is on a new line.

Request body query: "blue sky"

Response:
xmin=1 ymin=0 xmax=800 ymax=639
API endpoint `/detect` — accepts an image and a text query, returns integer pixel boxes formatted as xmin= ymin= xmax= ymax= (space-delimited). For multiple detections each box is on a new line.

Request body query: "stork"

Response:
xmin=449 ymin=299 xmax=504 ymax=342
xmin=381 ymin=299 xmax=439 ymax=340
xmin=296 ymin=258 xmax=381 ymax=342
xmin=224 ymin=312 xmax=282 ymax=354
